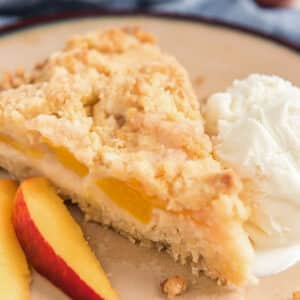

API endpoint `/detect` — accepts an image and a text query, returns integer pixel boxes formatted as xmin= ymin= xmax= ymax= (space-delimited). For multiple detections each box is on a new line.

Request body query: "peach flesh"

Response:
xmin=13 ymin=178 xmax=119 ymax=300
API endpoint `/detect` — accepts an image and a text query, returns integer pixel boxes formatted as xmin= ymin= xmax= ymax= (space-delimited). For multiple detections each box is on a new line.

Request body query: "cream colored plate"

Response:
xmin=1 ymin=15 xmax=300 ymax=300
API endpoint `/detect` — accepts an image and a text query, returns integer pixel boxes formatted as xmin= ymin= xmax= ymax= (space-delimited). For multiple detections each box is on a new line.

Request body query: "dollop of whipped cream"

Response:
xmin=204 ymin=74 xmax=300 ymax=276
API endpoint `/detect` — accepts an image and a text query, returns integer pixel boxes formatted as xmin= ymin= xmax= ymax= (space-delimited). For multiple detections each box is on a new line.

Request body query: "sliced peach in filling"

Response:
xmin=44 ymin=139 xmax=89 ymax=177
xmin=96 ymin=178 xmax=228 ymax=240
xmin=0 ymin=133 xmax=42 ymax=159
xmin=96 ymin=178 xmax=165 ymax=224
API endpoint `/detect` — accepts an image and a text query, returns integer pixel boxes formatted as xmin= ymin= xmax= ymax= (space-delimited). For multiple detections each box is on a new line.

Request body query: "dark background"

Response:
xmin=0 ymin=0 xmax=299 ymax=46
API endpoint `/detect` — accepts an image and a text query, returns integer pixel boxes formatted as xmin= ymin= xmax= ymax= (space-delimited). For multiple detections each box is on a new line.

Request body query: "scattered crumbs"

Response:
xmin=161 ymin=275 xmax=188 ymax=299
xmin=128 ymin=236 xmax=137 ymax=244
xmin=293 ymin=291 xmax=300 ymax=300
xmin=193 ymin=75 xmax=205 ymax=87
xmin=84 ymin=213 xmax=92 ymax=222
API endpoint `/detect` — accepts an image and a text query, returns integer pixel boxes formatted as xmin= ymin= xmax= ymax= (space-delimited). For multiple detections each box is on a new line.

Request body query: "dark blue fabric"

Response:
xmin=0 ymin=0 xmax=299 ymax=46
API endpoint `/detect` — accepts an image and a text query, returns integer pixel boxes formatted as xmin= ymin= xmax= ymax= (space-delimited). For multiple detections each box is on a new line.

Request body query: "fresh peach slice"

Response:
xmin=0 ymin=179 xmax=31 ymax=300
xmin=13 ymin=177 xmax=119 ymax=300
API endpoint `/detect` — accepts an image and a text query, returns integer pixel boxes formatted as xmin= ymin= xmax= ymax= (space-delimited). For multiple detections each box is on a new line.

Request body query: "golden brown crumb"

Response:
xmin=34 ymin=58 xmax=48 ymax=70
xmin=204 ymin=170 xmax=242 ymax=196
xmin=193 ymin=75 xmax=205 ymax=87
xmin=293 ymin=291 xmax=300 ymax=300
xmin=0 ymin=67 xmax=30 ymax=91
xmin=122 ymin=26 xmax=156 ymax=44
xmin=161 ymin=275 xmax=188 ymax=299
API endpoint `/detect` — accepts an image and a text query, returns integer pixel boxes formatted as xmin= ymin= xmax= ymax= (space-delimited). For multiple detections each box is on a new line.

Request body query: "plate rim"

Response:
xmin=0 ymin=9 xmax=299 ymax=55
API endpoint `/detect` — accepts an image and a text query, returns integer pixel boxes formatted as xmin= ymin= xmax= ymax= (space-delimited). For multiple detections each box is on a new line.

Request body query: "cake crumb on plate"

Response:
xmin=161 ymin=275 xmax=188 ymax=299
xmin=293 ymin=291 xmax=300 ymax=300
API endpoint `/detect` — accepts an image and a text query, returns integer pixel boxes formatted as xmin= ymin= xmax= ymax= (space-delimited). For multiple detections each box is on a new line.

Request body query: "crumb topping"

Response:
xmin=0 ymin=27 xmax=245 ymax=214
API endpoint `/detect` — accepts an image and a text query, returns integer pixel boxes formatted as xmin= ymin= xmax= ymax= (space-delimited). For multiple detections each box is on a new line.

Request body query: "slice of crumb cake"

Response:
xmin=0 ymin=27 xmax=253 ymax=285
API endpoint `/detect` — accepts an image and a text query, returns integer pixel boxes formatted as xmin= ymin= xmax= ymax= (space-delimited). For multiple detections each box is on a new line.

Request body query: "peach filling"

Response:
xmin=44 ymin=140 xmax=89 ymax=177
xmin=96 ymin=178 xmax=166 ymax=224
xmin=96 ymin=179 xmax=214 ymax=226
xmin=0 ymin=133 xmax=43 ymax=159
xmin=0 ymin=134 xmax=88 ymax=178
